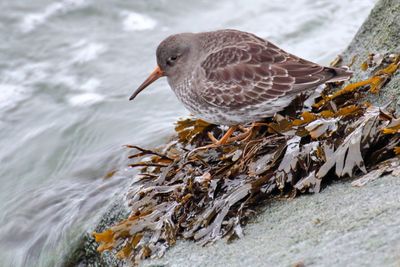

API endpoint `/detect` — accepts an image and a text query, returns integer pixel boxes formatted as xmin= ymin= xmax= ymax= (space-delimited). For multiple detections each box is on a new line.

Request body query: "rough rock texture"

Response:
xmin=63 ymin=0 xmax=400 ymax=266
xmin=340 ymin=0 xmax=400 ymax=110
xmin=62 ymin=198 xmax=129 ymax=267
xmin=144 ymin=175 xmax=400 ymax=267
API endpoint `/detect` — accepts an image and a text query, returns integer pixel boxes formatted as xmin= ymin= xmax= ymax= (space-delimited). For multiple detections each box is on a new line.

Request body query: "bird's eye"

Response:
xmin=167 ymin=55 xmax=178 ymax=66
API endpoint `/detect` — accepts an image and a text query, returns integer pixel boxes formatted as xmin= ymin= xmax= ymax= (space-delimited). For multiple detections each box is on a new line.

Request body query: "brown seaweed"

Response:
xmin=93 ymin=53 xmax=400 ymax=264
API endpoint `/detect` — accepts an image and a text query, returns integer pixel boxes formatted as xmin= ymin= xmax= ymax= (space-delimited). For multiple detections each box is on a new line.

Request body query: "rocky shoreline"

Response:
xmin=63 ymin=0 xmax=400 ymax=266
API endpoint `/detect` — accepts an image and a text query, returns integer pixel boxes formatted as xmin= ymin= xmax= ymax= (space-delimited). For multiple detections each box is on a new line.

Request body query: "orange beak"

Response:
xmin=129 ymin=66 xmax=165 ymax=101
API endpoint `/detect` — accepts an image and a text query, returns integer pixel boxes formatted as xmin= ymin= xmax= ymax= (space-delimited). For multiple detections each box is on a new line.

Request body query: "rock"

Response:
xmin=143 ymin=175 xmax=400 ymax=267
xmin=63 ymin=0 xmax=400 ymax=266
xmin=140 ymin=1 xmax=400 ymax=264
xmin=340 ymin=0 xmax=400 ymax=110
xmin=62 ymin=198 xmax=129 ymax=267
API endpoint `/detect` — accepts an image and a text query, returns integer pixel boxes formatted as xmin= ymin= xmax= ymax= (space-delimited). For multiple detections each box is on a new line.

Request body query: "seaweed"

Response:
xmin=93 ymin=54 xmax=400 ymax=264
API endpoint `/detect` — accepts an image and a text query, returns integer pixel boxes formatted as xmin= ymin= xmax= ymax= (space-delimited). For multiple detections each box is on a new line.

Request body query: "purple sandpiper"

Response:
xmin=130 ymin=29 xmax=352 ymax=144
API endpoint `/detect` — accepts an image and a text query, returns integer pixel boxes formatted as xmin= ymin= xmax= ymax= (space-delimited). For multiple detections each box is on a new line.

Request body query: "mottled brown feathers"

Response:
xmin=155 ymin=29 xmax=352 ymax=125
xmin=198 ymin=35 xmax=346 ymax=112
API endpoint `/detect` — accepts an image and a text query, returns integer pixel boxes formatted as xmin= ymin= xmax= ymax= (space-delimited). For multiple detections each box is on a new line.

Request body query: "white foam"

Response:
xmin=2 ymin=61 xmax=102 ymax=97
xmin=80 ymin=78 xmax=101 ymax=92
xmin=20 ymin=0 xmax=88 ymax=33
xmin=2 ymin=62 xmax=50 ymax=84
xmin=121 ymin=11 xmax=157 ymax=32
xmin=0 ymin=84 xmax=28 ymax=112
xmin=52 ymin=73 xmax=79 ymax=89
xmin=71 ymin=40 xmax=108 ymax=64
xmin=67 ymin=93 xmax=104 ymax=106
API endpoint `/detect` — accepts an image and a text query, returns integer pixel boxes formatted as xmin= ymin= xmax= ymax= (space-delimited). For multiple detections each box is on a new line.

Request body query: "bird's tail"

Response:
xmin=326 ymin=66 xmax=353 ymax=82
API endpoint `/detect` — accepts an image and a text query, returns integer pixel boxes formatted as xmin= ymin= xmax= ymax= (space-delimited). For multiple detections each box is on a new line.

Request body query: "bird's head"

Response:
xmin=129 ymin=33 xmax=194 ymax=101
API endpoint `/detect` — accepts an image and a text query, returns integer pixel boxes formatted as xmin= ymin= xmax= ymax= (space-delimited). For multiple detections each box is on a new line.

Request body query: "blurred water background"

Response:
xmin=0 ymin=0 xmax=376 ymax=266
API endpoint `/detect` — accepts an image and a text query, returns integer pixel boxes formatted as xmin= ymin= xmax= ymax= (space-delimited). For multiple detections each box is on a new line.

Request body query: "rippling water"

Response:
xmin=0 ymin=0 xmax=376 ymax=266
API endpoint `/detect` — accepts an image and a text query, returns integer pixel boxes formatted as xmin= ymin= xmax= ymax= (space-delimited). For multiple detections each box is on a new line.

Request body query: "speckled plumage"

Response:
xmin=144 ymin=29 xmax=352 ymax=125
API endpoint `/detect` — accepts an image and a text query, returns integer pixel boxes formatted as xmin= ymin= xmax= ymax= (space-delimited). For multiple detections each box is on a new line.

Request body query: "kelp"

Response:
xmin=93 ymin=54 xmax=400 ymax=264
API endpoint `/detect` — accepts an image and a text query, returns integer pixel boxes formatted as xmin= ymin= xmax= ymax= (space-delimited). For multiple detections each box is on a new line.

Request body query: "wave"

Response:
xmin=0 ymin=84 xmax=28 ymax=113
xmin=19 ymin=0 xmax=89 ymax=33
xmin=0 ymin=173 xmax=128 ymax=267
xmin=67 ymin=92 xmax=104 ymax=106
xmin=71 ymin=40 xmax=108 ymax=64
xmin=120 ymin=10 xmax=157 ymax=32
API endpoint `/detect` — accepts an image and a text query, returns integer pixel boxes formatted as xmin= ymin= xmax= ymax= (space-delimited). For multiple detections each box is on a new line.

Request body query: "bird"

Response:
xmin=129 ymin=29 xmax=352 ymax=146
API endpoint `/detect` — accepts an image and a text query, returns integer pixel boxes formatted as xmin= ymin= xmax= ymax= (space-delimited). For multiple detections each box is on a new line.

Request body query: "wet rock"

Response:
xmin=62 ymin=198 xmax=129 ymax=267
xmin=63 ymin=0 xmax=400 ymax=266
xmin=340 ymin=0 xmax=400 ymax=111
xmin=143 ymin=174 xmax=400 ymax=267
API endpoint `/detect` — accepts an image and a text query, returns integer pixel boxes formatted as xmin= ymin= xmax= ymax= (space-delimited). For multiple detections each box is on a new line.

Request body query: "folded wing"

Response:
xmin=198 ymin=41 xmax=344 ymax=110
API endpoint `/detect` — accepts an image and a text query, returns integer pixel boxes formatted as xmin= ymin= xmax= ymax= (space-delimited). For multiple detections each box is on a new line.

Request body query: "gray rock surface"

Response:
xmin=64 ymin=0 xmax=400 ymax=266
xmin=143 ymin=175 xmax=400 ymax=267
xmin=142 ymin=1 xmax=400 ymax=265
xmin=340 ymin=0 xmax=400 ymax=111
xmin=62 ymin=198 xmax=129 ymax=267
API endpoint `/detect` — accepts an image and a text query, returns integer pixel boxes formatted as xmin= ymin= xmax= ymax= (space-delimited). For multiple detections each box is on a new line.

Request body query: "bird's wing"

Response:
xmin=197 ymin=42 xmax=332 ymax=110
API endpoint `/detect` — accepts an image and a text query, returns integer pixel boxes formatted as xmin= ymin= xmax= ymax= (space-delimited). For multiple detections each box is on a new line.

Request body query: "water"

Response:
xmin=0 ymin=0 xmax=376 ymax=266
